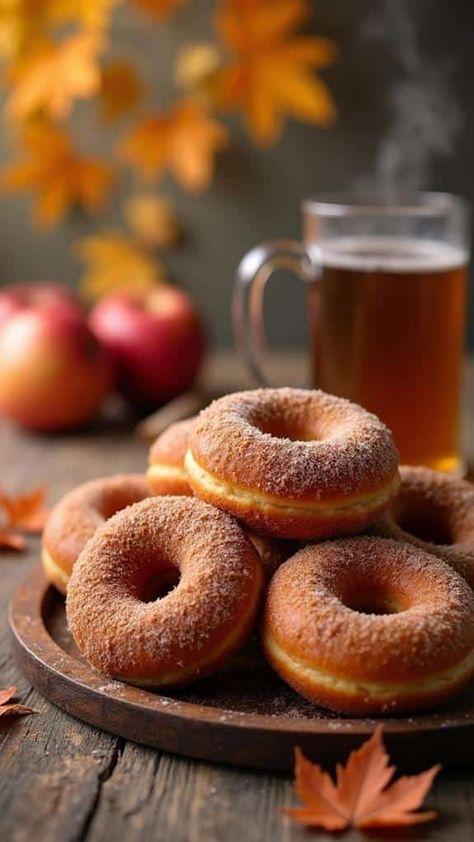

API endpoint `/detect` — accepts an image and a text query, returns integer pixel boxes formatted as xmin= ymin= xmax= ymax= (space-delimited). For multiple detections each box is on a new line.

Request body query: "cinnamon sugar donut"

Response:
xmin=148 ymin=418 xmax=195 ymax=496
xmin=42 ymin=474 xmax=151 ymax=594
xmin=148 ymin=414 xmax=293 ymax=576
xmin=185 ymin=388 xmax=400 ymax=540
xmin=263 ymin=537 xmax=474 ymax=715
xmin=372 ymin=466 xmax=474 ymax=588
xmin=67 ymin=496 xmax=264 ymax=686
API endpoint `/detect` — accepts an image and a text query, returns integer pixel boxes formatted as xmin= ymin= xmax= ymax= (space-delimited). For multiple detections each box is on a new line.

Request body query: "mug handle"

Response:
xmin=233 ymin=240 xmax=321 ymax=385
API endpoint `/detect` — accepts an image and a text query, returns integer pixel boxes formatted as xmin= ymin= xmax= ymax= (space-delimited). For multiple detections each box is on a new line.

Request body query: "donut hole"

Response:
xmin=252 ymin=411 xmax=323 ymax=443
xmin=141 ymin=568 xmax=181 ymax=603
xmin=394 ymin=495 xmax=453 ymax=545
xmin=342 ymin=588 xmax=402 ymax=616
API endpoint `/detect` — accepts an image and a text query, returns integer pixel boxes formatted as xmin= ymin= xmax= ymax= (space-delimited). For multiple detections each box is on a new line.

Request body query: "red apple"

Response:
xmin=90 ymin=286 xmax=205 ymax=405
xmin=0 ymin=296 xmax=111 ymax=431
xmin=0 ymin=282 xmax=80 ymax=331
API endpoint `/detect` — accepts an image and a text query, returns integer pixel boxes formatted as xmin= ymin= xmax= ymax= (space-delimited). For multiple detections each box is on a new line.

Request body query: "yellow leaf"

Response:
xmin=7 ymin=31 xmax=104 ymax=120
xmin=124 ymin=194 xmax=182 ymax=248
xmin=132 ymin=0 xmax=185 ymax=21
xmin=120 ymin=100 xmax=228 ymax=192
xmin=2 ymin=122 xmax=114 ymax=227
xmin=76 ymin=230 xmax=167 ymax=301
xmin=215 ymin=0 xmax=337 ymax=145
xmin=0 ymin=0 xmax=49 ymax=60
xmin=175 ymin=43 xmax=223 ymax=108
xmin=99 ymin=60 xmax=143 ymax=123
xmin=48 ymin=0 xmax=122 ymax=30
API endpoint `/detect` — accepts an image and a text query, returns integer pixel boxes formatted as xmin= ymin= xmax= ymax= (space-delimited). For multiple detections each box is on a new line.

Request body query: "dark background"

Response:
xmin=0 ymin=0 xmax=472 ymax=348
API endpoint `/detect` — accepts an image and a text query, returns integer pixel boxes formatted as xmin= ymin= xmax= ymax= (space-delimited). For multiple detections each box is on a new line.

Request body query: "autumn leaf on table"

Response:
xmin=76 ymin=229 xmax=167 ymax=301
xmin=0 ymin=486 xmax=49 ymax=534
xmin=132 ymin=0 xmax=186 ymax=21
xmin=7 ymin=31 xmax=104 ymax=121
xmin=99 ymin=60 xmax=143 ymax=123
xmin=124 ymin=194 xmax=182 ymax=248
xmin=2 ymin=123 xmax=114 ymax=227
xmin=120 ymin=100 xmax=229 ymax=191
xmin=215 ymin=0 xmax=337 ymax=146
xmin=284 ymin=726 xmax=440 ymax=832
xmin=0 ymin=686 xmax=38 ymax=718
xmin=0 ymin=530 xmax=26 ymax=552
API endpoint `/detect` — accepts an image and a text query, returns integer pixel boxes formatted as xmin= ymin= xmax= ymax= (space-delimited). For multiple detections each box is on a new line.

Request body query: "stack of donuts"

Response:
xmin=42 ymin=388 xmax=474 ymax=716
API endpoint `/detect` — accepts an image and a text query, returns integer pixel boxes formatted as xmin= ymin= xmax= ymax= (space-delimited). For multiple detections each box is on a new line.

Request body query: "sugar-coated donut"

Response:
xmin=148 ymin=414 xmax=293 ymax=576
xmin=147 ymin=418 xmax=195 ymax=496
xmin=67 ymin=496 xmax=264 ymax=686
xmin=42 ymin=474 xmax=151 ymax=594
xmin=372 ymin=466 xmax=474 ymax=588
xmin=185 ymin=388 xmax=400 ymax=539
xmin=263 ymin=537 xmax=474 ymax=715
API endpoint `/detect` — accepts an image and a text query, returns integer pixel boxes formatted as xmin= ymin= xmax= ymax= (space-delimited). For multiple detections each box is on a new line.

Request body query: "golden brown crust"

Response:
xmin=371 ymin=466 xmax=474 ymax=588
xmin=187 ymin=388 xmax=399 ymax=539
xmin=263 ymin=536 xmax=474 ymax=715
xmin=66 ymin=496 xmax=264 ymax=686
xmin=147 ymin=418 xmax=195 ymax=495
xmin=42 ymin=474 xmax=151 ymax=593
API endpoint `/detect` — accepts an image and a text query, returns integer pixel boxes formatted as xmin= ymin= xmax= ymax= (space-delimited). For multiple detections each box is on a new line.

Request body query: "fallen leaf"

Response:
xmin=0 ymin=685 xmax=38 ymax=718
xmin=120 ymin=100 xmax=228 ymax=191
xmin=99 ymin=60 xmax=143 ymax=123
xmin=0 ymin=530 xmax=26 ymax=551
xmin=7 ymin=31 xmax=105 ymax=120
xmin=2 ymin=122 xmax=114 ymax=227
xmin=283 ymin=726 xmax=440 ymax=832
xmin=132 ymin=0 xmax=185 ymax=21
xmin=0 ymin=486 xmax=49 ymax=533
xmin=123 ymin=193 xmax=182 ymax=248
xmin=76 ymin=229 xmax=167 ymax=300
xmin=215 ymin=0 xmax=337 ymax=145
xmin=0 ymin=0 xmax=49 ymax=60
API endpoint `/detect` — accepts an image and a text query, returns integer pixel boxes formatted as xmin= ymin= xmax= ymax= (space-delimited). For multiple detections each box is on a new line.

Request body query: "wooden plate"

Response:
xmin=9 ymin=564 xmax=474 ymax=771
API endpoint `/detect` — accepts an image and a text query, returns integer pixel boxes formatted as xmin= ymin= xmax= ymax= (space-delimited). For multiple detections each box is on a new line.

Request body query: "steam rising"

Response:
xmin=358 ymin=0 xmax=462 ymax=197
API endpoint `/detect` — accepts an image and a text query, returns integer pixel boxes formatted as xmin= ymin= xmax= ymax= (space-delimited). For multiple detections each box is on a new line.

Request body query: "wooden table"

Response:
xmin=1 ymin=354 xmax=474 ymax=842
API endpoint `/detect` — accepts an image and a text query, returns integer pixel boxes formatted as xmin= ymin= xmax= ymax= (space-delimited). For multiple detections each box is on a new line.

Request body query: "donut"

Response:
xmin=147 ymin=418 xmax=195 ymax=496
xmin=67 ymin=496 xmax=264 ymax=686
xmin=148 ymin=414 xmax=293 ymax=576
xmin=42 ymin=474 xmax=151 ymax=594
xmin=372 ymin=465 xmax=474 ymax=588
xmin=185 ymin=388 xmax=400 ymax=540
xmin=263 ymin=536 xmax=474 ymax=715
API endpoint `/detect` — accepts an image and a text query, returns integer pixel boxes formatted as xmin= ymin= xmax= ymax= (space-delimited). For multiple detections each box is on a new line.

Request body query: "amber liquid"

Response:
xmin=310 ymin=237 xmax=468 ymax=471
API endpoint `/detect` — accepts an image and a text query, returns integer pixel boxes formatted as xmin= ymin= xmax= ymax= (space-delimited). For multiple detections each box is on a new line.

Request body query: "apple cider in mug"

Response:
xmin=311 ymin=237 xmax=467 ymax=472
xmin=235 ymin=193 xmax=470 ymax=473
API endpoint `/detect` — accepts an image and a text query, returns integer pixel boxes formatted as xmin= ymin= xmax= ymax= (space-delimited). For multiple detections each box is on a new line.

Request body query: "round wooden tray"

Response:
xmin=9 ymin=564 xmax=474 ymax=771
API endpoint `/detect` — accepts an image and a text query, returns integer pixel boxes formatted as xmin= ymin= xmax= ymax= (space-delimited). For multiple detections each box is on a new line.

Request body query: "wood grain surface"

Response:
xmin=1 ymin=353 xmax=474 ymax=842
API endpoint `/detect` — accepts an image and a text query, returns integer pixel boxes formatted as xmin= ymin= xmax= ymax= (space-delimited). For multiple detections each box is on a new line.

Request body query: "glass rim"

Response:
xmin=302 ymin=191 xmax=469 ymax=219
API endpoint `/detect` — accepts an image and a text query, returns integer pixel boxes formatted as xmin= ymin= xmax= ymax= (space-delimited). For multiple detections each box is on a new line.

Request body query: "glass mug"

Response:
xmin=234 ymin=192 xmax=470 ymax=472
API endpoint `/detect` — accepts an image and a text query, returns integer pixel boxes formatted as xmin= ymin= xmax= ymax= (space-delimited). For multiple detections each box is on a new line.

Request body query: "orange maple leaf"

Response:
xmin=215 ymin=0 xmax=337 ymax=145
xmin=99 ymin=60 xmax=143 ymax=123
xmin=0 ymin=486 xmax=49 ymax=534
xmin=0 ymin=530 xmax=26 ymax=551
xmin=283 ymin=727 xmax=440 ymax=831
xmin=7 ymin=31 xmax=104 ymax=120
xmin=120 ymin=100 xmax=228 ymax=191
xmin=132 ymin=0 xmax=185 ymax=21
xmin=0 ymin=686 xmax=38 ymax=718
xmin=2 ymin=123 xmax=114 ymax=226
